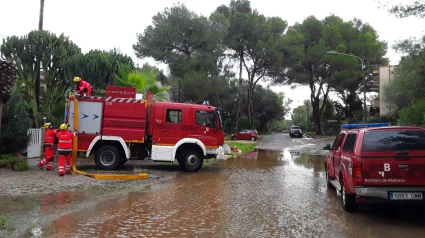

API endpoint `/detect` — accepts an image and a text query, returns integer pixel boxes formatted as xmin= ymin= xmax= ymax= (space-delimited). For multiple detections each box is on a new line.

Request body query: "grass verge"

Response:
xmin=225 ymin=142 xmax=258 ymax=153
xmin=0 ymin=216 xmax=7 ymax=230
xmin=0 ymin=155 xmax=29 ymax=171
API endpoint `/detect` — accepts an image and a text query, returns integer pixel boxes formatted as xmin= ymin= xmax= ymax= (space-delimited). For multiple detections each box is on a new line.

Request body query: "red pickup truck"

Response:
xmin=323 ymin=123 xmax=425 ymax=212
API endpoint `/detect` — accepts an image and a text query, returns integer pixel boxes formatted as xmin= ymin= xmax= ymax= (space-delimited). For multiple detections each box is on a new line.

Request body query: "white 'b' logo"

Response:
xmin=384 ymin=163 xmax=391 ymax=171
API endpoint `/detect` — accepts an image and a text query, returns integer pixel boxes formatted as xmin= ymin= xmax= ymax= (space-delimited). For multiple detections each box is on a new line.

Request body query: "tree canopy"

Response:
xmin=286 ymin=15 xmax=387 ymax=134
xmin=1 ymin=30 xmax=80 ymax=126
xmin=378 ymin=0 xmax=425 ymax=18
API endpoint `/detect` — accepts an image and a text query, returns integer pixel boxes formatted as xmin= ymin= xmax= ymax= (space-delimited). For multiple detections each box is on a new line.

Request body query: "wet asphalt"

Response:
xmin=31 ymin=134 xmax=425 ymax=237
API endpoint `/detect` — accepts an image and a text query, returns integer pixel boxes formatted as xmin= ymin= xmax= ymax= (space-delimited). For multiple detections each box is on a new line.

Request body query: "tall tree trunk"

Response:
xmin=235 ymin=50 xmax=243 ymax=132
xmin=36 ymin=0 xmax=45 ymax=115
xmin=312 ymin=98 xmax=322 ymax=135
xmin=39 ymin=0 xmax=45 ymax=30
xmin=35 ymin=58 xmax=41 ymax=111
xmin=0 ymin=100 xmax=3 ymax=133
xmin=248 ymin=84 xmax=254 ymax=128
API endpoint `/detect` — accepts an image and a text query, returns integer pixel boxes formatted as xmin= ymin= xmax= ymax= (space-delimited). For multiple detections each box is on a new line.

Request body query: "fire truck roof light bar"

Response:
xmin=342 ymin=123 xmax=389 ymax=129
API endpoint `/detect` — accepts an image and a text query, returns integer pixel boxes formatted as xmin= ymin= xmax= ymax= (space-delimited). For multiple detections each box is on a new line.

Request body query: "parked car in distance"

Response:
xmin=289 ymin=126 xmax=303 ymax=138
xmin=231 ymin=129 xmax=258 ymax=141
xmin=323 ymin=123 xmax=425 ymax=212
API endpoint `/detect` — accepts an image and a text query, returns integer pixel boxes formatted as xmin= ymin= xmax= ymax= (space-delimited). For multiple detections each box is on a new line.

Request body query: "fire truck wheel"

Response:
xmin=180 ymin=150 xmax=203 ymax=172
xmin=95 ymin=146 xmax=121 ymax=170
xmin=341 ymin=180 xmax=358 ymax=212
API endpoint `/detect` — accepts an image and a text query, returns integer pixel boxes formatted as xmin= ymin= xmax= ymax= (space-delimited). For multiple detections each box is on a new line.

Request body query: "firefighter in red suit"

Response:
xmin=56 ymin=124 xmax=78 ymax=176
xmin=37 ymin=123 xmax=58 ymax=171
xmin=73 ymin=77 xmax=92 ymax=96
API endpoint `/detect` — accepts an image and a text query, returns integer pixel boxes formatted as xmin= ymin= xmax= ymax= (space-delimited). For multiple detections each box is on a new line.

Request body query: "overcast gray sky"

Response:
xmin=1 ymin=0 xmax=424 ymax=114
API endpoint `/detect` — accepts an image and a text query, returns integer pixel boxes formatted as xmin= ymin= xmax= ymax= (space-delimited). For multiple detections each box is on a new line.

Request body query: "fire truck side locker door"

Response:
xmin=67 ymin=100 xmax=103 ymax=151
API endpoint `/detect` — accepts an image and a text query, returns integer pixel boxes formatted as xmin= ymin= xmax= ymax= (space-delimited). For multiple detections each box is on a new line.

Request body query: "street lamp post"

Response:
xmin=326 ymin=51 xmax=367 ymax=124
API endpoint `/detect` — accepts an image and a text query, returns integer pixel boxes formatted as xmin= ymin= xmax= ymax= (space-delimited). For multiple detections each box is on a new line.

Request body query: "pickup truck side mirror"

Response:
xmin=323 ymin=144 xmax=331 ymax=150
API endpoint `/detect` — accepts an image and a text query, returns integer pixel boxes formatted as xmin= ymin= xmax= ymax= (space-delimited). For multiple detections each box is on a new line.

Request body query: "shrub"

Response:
xmin=397 ymin=98 xmax=425 ymax=126
xmin=0 ymin=154 xmax=29 ymax=171
xmin=0 ymin=216 xmax=6 ymax=230
xmin=0 ymin=92 xmax=31 ymax=154
xmin=368 ymin=115 xmax=397 ymax=125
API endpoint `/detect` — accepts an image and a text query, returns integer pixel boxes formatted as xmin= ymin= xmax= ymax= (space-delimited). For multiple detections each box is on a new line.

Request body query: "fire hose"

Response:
xmin=71 ymin=96 xmax=149 ymax=180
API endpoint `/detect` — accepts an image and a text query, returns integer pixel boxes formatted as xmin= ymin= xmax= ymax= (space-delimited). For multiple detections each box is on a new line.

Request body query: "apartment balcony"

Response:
xmin=373 ymin=98 xmax=380 ymax=107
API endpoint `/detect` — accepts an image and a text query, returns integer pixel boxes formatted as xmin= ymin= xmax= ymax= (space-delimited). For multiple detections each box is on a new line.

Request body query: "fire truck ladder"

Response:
xmin=71 ymin=97 xmax=149 ymax=180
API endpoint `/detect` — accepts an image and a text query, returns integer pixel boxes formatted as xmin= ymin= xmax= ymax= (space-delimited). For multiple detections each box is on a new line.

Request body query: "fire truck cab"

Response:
xmin=66 ymin=87 xmax=228 ymax=172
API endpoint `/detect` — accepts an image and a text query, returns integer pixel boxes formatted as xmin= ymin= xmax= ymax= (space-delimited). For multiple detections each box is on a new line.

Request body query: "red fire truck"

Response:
xmin=65 ymin=86 xmax=228 ymax=172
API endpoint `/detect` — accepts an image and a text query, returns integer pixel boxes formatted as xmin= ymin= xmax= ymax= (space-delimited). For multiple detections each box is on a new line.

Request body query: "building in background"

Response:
xmin=368 ymin=65 xmax=396 ymax=116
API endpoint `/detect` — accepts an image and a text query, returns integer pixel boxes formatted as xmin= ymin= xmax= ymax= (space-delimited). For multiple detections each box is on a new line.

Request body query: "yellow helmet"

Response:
xmin=43 ymin=123 xmax=51 ymax=129
xmin=73 ymin=77 xmax=81 ymax=82
xmin=60 ymin=123 xmax=68 ymax=130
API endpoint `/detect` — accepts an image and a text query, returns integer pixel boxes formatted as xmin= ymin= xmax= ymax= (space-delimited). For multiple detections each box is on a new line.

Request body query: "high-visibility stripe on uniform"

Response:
xmin=59 ymin=140 xmax=72 ymax=143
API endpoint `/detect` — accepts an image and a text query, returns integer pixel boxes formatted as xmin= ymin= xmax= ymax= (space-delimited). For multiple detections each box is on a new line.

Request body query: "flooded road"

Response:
xmin=40 ymin=134 xmax=425 ymax=238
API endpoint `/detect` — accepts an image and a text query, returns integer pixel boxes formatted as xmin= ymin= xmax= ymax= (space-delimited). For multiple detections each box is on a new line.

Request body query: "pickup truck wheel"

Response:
xmin=325 ymin=170 xmax=333 ymax=189
xmin=232 ymin=136 xmax=237 ymax=140
xmin=250 ymin=136 xmax=256 ymax=141
xmin=180 ymin=150 xmax=203 ymax=172
xmin=341 ymin=180 xmax=358 ymax=212
xmin=95 ymin=146 xmax=121 ymax=170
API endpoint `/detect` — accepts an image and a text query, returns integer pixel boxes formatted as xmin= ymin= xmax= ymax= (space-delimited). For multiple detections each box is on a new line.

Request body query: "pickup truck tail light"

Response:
xmin=353 ymin=162 xmax=362 ymax=183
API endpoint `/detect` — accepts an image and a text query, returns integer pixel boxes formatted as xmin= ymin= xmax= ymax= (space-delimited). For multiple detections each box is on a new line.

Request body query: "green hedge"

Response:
xmin=0 ymin=155 xmax=29 ymax=171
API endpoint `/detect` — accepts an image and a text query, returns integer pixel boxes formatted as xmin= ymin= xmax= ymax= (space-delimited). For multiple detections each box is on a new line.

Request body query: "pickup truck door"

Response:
xmin=332 ymin=133 xmax=346 ymax=180
xmin=327 ymin=133 xmax=345 ymax=177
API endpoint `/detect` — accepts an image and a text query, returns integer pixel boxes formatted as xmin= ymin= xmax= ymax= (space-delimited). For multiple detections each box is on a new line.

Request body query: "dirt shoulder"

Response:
xmin=0 ymin=159 xmax=181 ymax=237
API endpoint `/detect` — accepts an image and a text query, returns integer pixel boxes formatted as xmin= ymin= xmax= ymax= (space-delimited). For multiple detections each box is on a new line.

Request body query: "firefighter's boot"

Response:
xmin=37 ymin=159 xmax=47 ymax=170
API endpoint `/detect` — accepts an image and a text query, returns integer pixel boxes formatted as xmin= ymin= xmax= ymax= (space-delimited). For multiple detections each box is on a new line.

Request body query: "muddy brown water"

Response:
xmin=35 ymin=150 xmax=425 ymax=237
